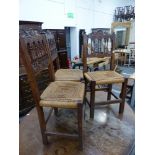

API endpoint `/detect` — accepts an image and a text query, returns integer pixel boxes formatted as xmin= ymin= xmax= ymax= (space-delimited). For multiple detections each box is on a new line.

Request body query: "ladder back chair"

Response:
xmin=19 ymin=32 xmax=85 ymax=149
xmin=83 ymin=31 xmax=128 ymax=119
xmin=44 ymin=30 xmax=83 ymax=82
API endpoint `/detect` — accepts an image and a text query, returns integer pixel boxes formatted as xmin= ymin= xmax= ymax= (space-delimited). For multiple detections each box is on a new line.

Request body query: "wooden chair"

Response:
xmin=82 ymin=31 xmax=128 ymax=119
xmin=114 ymin=7 xmax=125 ymax=22
xmin=44 ymin=30 xmax=83 ymax=82
xmin=83 ymin=30 xmax=112 ymax=71
xmin=19 ymin=32 xmax=85 ymax=149
xmin=128 ymin=42 xmax=135 ymax=66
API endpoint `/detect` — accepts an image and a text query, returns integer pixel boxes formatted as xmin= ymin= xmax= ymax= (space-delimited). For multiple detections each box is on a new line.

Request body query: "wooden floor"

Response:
xmin=19 ymin=91 xmax=135 ymax=155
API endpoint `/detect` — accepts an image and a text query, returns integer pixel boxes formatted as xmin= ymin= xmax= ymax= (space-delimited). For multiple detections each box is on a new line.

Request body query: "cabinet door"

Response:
xmin=58 ymin=51 xmax=68 ymax=69
xmin=57 ymin=30 xmax=66 ymax=50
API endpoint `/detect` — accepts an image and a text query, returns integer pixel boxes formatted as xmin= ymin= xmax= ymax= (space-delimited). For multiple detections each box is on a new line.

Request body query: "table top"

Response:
xmin=72 ymin=57 xmax=110 ymax=65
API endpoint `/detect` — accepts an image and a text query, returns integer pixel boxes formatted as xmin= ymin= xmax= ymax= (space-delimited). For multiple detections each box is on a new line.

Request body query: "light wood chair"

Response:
xmin=44 ymin=30 xmax=83 ymax=82
xmin=82 ymin=31 xmax=128 ymax=119
xmin=19 ymin=32 xmax=85 ymax=149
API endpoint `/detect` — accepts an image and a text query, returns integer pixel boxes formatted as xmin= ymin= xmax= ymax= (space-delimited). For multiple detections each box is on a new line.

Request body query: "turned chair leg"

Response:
xmin=119 ymin=78 xmax=128 ymax=114
xmin=90 ymin=81 xmax=96 ymax=119
xmin=36 ymin=106 xmax=48 ymax=145
xmin=77 ymin=104 xmax=83 ymax=150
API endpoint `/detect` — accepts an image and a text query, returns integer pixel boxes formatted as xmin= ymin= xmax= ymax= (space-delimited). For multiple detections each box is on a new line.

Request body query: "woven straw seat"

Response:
xmin=55 ymin=69 xmax=83 ymax=81
xmin=84 ymin=70 xmax=124 ymax=85
xmin=40 ymin=81 xmax=85 ymax=108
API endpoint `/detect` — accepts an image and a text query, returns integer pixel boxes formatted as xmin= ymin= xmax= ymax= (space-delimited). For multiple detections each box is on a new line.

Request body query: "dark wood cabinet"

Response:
xmin=45 ymin=29 xmax=66 ymax=51
xmin=44 ymin=29 xmax=68 ymax=68
xmin=58 ymin=50 xmax=68 ymax=69
xmin=19 ymin=20 xmax=43 ymax=31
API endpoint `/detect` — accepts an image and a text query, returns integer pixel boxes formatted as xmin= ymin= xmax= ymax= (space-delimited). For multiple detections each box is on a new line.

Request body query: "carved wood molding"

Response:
xmin=111 ymin=21 xmax=131 ymax=30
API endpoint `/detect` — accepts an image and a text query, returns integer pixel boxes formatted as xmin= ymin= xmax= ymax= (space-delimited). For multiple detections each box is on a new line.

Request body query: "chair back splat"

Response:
xmin=82 ymin=30 xmax=116 ymax=72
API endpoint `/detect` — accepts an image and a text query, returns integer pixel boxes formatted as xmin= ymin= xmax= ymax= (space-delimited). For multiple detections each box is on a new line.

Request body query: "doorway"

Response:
xmin=65 ymin=27 xmax=71 ymax=59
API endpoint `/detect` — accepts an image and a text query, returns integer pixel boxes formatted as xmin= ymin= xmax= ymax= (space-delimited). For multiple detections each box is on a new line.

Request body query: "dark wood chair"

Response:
xmin=44 ymin=30 xmax=83 ymax=81
xmin=124 ymin=5 xmax=133 ymax=21
xmin=82 ymin=31 xmax=128 ymax=119
xmin=114 ymin=7 xmax=125 ymax=22
xmin=19 ymin=32 xmax=85 ymax=149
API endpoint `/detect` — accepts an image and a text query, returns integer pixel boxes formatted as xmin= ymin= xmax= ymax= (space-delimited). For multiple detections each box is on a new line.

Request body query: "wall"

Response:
xmin=20 ymin=0 xmax=135 ymax=59
xmin=129 ymin=20 xmax=135 ymax=43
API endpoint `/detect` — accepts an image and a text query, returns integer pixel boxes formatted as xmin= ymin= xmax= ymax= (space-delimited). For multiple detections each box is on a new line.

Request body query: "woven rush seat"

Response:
xmin=84 ymin=70 xmax=124 ymax=84
xmin=40 ymin=81 xmax=85 ymax=108
xmin=55 ymin=69 xmax=83 ymax=81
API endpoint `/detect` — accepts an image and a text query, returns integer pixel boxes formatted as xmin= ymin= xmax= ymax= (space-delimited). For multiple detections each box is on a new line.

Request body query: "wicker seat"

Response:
xmin=83 ymin=31 xmax=128 ymax=119
xmin=20 ymin=31 xmax=85 ymax=149
xmin=40 ymin=81 xmax=84 ymax=108
xmin=84 ymin=70 xmax=124 ymax=84
xmin=44 ymin=30 xmax=83 ymax=81
xmin=55 ymin=69 xmax=83 ymax=81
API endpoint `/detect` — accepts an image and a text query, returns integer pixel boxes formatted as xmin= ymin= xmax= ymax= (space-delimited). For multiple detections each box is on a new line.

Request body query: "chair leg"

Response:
xmin=36 ymin=106 xmax=48 ymax=145
xmin=77 ymin=104 xmax=83 ymax=150
xmin=90 ymin=81 xmax=96 ymax=119
xmin=107 ymin=84 xmax=112 ymax=100
xmin=119 ymin=78 xmax=128 ymax=114
xmin=83 ymin=82 xmax=87 ymax=120
xmin=54 ymin=108 xmax=58 ymax=116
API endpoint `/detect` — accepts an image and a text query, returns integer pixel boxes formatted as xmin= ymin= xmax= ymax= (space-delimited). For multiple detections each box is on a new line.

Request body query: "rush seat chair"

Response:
xmin=44 ymin=30 xmax=83 ymax=82
xmin=82 ymin=31 xmax=128 ymax=119
xmin=19 ymin=32 xmax=85 ymax=149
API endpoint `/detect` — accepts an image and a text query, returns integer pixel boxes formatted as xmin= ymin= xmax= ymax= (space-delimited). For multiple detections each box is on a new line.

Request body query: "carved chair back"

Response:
xmin=86 ymin=30 xmax=115 ymax=57
xmin=19 ymin=31 xmax=55 ymax=106
xmin=82 ymin=31 xmax=115 ymax=72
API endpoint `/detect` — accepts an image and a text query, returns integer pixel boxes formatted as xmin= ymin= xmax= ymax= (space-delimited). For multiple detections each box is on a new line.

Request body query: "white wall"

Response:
xmin=70 ymin=27 xmax=78 ymax=58
xmin=20 ymin=0 xmax=65 ymax=29
xmin=20 ymin=0 xmax=135 ymax=59
xmin=129 ymin=20 xmax=135 ymax=43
